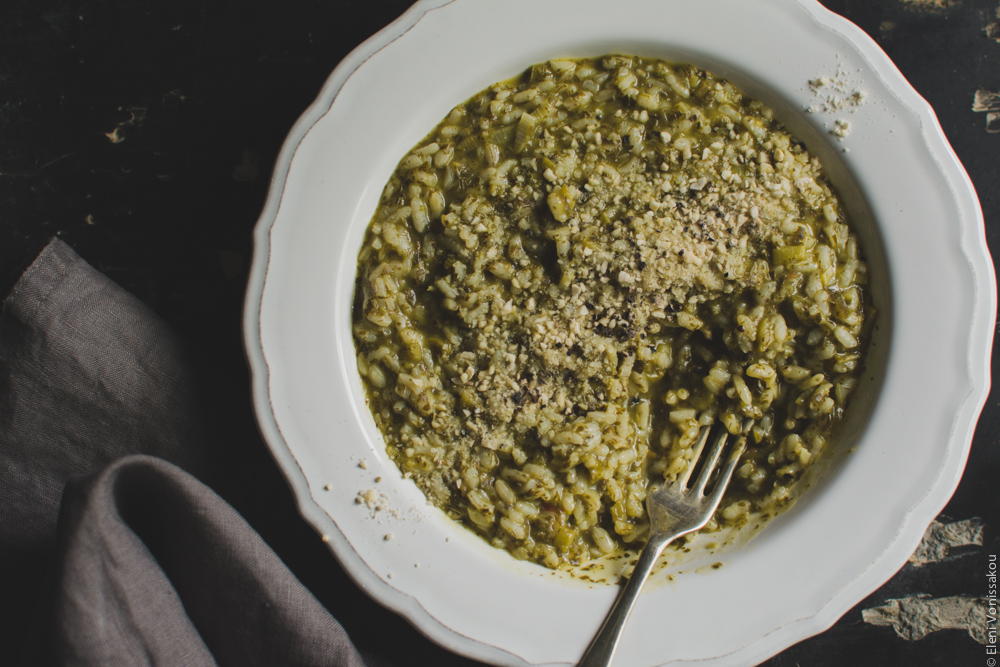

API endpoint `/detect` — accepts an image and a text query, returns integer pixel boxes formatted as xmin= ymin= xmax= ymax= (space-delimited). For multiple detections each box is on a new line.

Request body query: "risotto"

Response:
xmin=351 ymin=55 xmax=870 ymax=570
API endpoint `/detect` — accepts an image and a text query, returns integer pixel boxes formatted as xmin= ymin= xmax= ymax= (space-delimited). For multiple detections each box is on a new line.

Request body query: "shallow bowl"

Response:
xmin=244 ymin=1 xmax=995 ymax=665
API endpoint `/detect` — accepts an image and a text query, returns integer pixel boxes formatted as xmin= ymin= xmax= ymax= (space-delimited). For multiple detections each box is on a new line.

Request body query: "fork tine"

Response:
xmin=580 ymin=433 xmax=747 ymax=666
xmin=677 ymin=425 xmax=712 ymax=489
xmin=690 ymin=428 xmax=730 ymax=497
xmin=704 ymin=436 xmax=747 ymax=510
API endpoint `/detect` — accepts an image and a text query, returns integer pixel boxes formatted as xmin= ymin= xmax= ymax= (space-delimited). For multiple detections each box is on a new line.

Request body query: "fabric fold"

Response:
xmin=2 ymin=240 xmax=372 ymax=666
xmin=1 ymin=238 xmax=204 ymax=557
xmin=26 ymin=455 xmax=367 ymax=667
xmin=0 ymin=238 xmax=207 ymax=656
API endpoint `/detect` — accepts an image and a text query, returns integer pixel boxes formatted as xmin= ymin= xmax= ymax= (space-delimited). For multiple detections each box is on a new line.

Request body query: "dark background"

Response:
xmin=1 ymin=0 xmax=997 ymax=665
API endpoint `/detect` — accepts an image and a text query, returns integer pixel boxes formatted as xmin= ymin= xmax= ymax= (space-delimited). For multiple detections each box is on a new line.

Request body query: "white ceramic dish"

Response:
xmin=244 ymin=1 xmax=995 ymax=665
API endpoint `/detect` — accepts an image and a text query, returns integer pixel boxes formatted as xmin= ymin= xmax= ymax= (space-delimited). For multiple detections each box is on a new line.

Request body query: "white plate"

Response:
xmin=244 ymin=1 xmax=995 ymax=665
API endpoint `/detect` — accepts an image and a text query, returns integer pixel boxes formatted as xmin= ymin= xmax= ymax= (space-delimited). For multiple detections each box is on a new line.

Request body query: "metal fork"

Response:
xmin=578 ymin=426 xmax=746 ymax=667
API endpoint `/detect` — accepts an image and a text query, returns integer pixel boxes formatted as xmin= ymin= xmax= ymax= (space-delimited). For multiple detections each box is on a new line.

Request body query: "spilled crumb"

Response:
xmin=806 ymin=72 xmax=866 ymax=142
xmin=809 ymin=76 xmax=833 ymax=90
xmin=862 ymin=594 xmax=990 ymax=643
xmin=358 ymin=459 xmax=369 ymax=470
xmin=321 ymin=534 xmax=330 ymax=543
xmin=909 ymin=517 xmax=984 ymax=566
xmin=831 ymin=119 xmax=851 ymax=138
xmin=384 ymin=533 xmax=394 ymax=541
xmin=880 ymin=20 xmax=897 ymax=37
xmin=355 ymin=488 xmax=402 ymax=519
xmin=103 ymin=106 xmax=147 ymax=144
xmin=356 ymin=488 xmax=382 ymax=510
xmin=806 ymin=70 xmax=867 ymax=115
xmin=323 ymin=483 xmax=333 ymax=491
xmin=104 ymin=127 xmax=125 ymax=144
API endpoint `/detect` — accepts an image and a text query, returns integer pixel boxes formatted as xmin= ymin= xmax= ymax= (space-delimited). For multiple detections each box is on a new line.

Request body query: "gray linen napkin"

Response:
xmin=26 ymin=455 xmax=367 ymax=667
xmin=1 ymin=239 xmax=368 ymax=666
xmin=1 ymin=238 xmax=203 ymax=557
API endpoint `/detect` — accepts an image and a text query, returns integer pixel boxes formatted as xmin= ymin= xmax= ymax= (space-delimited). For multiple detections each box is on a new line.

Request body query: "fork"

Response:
xmin=578 ymin=425 xmax=747 ymax=667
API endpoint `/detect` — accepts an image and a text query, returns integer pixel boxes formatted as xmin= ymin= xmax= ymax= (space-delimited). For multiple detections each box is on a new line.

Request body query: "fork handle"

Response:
xmin=577 ymin=530 xmax=679 ymax=667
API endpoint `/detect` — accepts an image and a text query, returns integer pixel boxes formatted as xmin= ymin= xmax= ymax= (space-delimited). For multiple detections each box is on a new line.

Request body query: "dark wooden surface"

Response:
xmin=1 ymin=1 xmax=997 ymax=665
